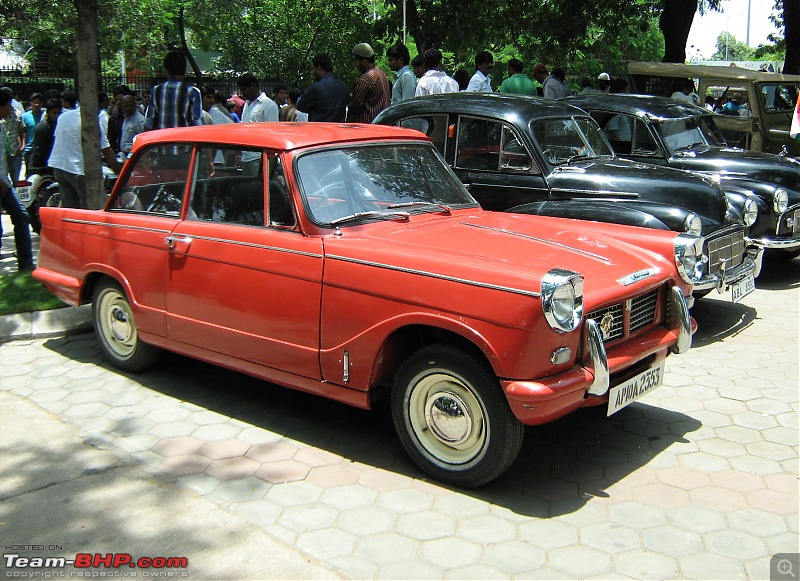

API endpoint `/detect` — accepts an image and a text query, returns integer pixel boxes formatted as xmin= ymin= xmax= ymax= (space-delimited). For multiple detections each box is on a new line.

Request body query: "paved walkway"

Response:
xmin=1 ymin=217 xmax=798 ymax=577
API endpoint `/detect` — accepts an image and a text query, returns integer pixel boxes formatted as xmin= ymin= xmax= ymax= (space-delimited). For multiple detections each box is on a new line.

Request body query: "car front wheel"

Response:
xmin=391 ymin=345 xmax=524 ymax=487
xmin=92 ymin=279 xmax=160 ymax=372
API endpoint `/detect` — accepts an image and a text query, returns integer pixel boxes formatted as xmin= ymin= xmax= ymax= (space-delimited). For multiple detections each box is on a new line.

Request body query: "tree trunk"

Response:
xmin=74 ymin=0 xmax=104 ymax=209
xmin=784 ymin=0 xmax=799 ymax=75
xmin=179 ymin=6 xmax=203 ymax=80
xmin=659 ymin=0 xmax=698 ymax=63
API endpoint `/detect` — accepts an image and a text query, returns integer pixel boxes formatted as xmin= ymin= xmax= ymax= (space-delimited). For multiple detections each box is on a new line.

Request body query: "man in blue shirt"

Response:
xmin=387 ymin=43 xmax=417 ymax=104
xmin=144 ymin=51 xmax=202 ymax=130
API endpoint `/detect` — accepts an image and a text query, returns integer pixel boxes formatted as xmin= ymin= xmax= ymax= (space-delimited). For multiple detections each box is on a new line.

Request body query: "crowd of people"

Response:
xmin=0 ymin=42 xmax=702 ymax=273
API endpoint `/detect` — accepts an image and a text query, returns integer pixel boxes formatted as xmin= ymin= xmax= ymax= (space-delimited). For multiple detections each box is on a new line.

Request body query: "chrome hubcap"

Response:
xmin=109 ymin=306 xmax=132 ymax=342
xmin=425 ymin=392 xmax=472 ymax=446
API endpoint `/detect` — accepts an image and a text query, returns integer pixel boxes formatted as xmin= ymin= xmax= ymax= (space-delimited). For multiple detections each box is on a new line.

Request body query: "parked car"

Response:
xmin=565 ymin=93 xmax=800 ymax=260
xmin=627 ymin=61 xmax=800 ymax=158
xmin=374 ymin=93 xmax=759 ymax=302
xmin=34 ymin=123 xmax=696 ymax=487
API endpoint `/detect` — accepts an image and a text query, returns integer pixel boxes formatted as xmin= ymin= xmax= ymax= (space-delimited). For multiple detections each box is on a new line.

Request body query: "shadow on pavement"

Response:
xmin=690 ymin=295 xmax=756 ymax=348
xmin=756 ymin=253 xmax=800 ymax=291
xmin=44 ymin=337 xmax=702 ymax=518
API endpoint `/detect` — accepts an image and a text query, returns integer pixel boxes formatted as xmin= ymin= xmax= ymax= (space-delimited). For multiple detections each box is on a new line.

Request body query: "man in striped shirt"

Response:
xmin=346 ymin=43 xmax=390 ymax=124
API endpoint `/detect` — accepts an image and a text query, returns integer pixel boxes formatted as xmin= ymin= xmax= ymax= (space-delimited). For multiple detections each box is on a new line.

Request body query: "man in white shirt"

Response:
xmin=466 ymin=51 xmax=494 ymax=92
xmin=236 ymin=73 xmax=278 ymax=176
xmin=47 ymin=90 xmax=121 ymax=208
xmin=415 ymin=49 xmax=460 ymax=96
xmin=118 ymin=95 xmax=145 ymax=156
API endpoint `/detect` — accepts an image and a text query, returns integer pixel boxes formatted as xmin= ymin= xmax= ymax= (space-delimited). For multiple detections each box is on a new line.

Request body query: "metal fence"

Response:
xmin=0 ymin=69 xmax=284 ymax=104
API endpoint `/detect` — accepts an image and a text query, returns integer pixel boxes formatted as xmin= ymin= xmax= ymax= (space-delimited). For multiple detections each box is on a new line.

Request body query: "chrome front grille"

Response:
xmin=587 ymin=287 xmax=661 ymax=344
xmin=793 ymin=208 xmax=800 ymax=235
xmin=706 ymin=227 xmax=746 ymax=273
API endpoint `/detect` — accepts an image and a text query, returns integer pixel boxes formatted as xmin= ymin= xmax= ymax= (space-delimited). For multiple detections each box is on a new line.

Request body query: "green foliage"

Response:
xmin=711 ymin=31 xmax=756 ymax=61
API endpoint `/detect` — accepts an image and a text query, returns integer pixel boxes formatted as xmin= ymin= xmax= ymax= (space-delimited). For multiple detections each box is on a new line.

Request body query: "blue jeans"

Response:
xmin=0 ymin=180 xmax=35 ymax=271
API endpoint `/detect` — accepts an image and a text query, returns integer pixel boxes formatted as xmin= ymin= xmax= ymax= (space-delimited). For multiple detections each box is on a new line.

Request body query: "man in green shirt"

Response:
xmin=499 ymin=59 xmax=537 ymax=96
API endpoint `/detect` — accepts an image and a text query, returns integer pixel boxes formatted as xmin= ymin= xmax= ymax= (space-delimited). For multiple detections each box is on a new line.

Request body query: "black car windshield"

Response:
xmin=296 ymin=143 xmax=478 ymax=225
xmin=531 ymin=117 xmax=614 ymax=165
xmin=658 ymin=116 xmax=724 ymax=153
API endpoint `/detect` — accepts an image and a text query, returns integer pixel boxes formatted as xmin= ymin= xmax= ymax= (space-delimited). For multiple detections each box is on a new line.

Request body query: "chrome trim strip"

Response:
xmin=668 ymin=287 xmax=692 ymax=354
xmin=187 ymin=234 xmax=322 ymax=258
xmin=462 ymin=223 xmax=612 ymax=263
xmin=584 ymin=318 xmax=610 ymax=397
xmin=548 ymin=188 xmax=640 ymax=199
xmin=61 ymin=218 xmax=171 ymax=235
xmin=327 ymin=255 xmax=541 ymax=298
xmin=746 ymin=236 xmax=800 ymax=250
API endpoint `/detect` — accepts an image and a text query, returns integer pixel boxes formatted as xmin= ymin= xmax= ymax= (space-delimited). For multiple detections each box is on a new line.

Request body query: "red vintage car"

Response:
xmin=34 ymin=123 xmax=696 ymax=487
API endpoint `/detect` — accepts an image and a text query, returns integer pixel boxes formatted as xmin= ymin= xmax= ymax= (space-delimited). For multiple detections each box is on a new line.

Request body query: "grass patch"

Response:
xmin=0 ymin=271 xmax=67 ymax=315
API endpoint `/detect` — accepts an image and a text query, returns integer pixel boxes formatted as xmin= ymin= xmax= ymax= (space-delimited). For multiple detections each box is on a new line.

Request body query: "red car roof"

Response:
xmin=132 ymin=122 xmax=428 ymax=151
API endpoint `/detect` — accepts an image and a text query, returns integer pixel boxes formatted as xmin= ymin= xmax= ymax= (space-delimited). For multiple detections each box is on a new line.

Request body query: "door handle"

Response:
xmin=165 ymin=235 xmax=193 ymax=253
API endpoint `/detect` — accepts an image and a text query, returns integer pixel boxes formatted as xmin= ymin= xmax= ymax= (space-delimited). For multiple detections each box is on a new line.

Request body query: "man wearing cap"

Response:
xmin=297 ymin=54 xmax=351 ymax=122
xmin=347 ymin=43 xmax=391 ymax=123
xmin=532 ymin=64 xmax=569 ymax=99
xmin=597 ymin=72 xmax=611 ymax=92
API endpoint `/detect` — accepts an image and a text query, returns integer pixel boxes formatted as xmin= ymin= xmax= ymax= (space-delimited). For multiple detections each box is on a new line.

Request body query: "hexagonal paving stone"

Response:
xmin=147 ymin=420 xmax=197 ymax=439
xmin=378 ymin=560 xmax=443 ymax=580
xmin=580 ymin=522 xmax=642 ymax=554
xmin=198 ymin=438 xmax=252 ymax=460
xmin=703 ymin=529 xmax=767 ymax=561
xmin=728 ymin=508 xmax=789 ymax=537
xmin=319 ymin=483 xmax=378 ymax=510
xmin=679 ymin=553 xmax=745 ymax=579
xmin=155 ymin=453 xmax=211 ymax=477
xmin=210 ymin=476 xmax=271 ymax=503
xmin=255 ymin=460 xmax=311 ymax=484
xmin=279 ymin=504 xmax=339 ymax=533
xmin=655 ymin=465 xmax=713 ymax=490
xmin=689 ymin=485 xmax=749 ymax=512
xmin=745 ymin=441 xmax=798 ymax=462
xmin=641 ymin=525 xmax=704 ymax=558
xmin=668 ymin=504 xmax=727 ymax=533
xmin=306 ymin=463 xmax=362 ymax=487
xmin=266 ymin=481 xmax=323 ymax=507
xmin=354 ymin=533 xmax=419 ymax=566
xmin=676 ymin=451 xmax=731 ymax=473
xmin=204 ymin=456 xmax=260 ymax=480
xmin=549 ymin=545 xmax=612 ymax=578
xmin=376 ymin=488 xmax=434 ymax=515
xmin=744 ymin=489 xmax=798 ymax=515
xmin=607 ymin=501 xmax=667 ymax=530
xmin=456 ymin=514 xmax=517 ymax=544
xmin=483 ymin=541 xmax=546 ymax=574
xmin=152 ymin=436 xmax=205 ymax=457
xmin=418 ymin=537 xmax=482 ymax=569
xmin=191 ymin=422 xmax=244 ymax=441
xmin=245 ymin=440 xmax=298 ymax=463
xmin=613 ymin=549 xmax=679 ymax=579
xmin=631 ymin=481 xmax=690 ymax=509
xmin=337 ymin=506 xmax=397 ymax=536
xmin=518 ymin=519 xmax=579 ymax=550
xmin=396 ymin=511 xmax=455 ymax=541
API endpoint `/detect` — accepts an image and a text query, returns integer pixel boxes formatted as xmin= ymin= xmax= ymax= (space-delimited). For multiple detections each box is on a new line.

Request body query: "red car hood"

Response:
xmin=323 ymin=210 xmax=678 ymax=303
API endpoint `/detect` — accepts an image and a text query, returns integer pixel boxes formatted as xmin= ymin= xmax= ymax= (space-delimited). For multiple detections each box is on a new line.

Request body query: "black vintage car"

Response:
xmin=565 ymin=94 xmax=800 ymax=260
xmin=374 ymin=93 xmax=760 ymax=301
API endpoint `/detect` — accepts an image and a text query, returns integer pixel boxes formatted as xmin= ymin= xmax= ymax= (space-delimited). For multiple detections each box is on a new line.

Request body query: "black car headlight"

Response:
xmin=541 ymin=269 xmax=584 ymax=333
xmin=774 ymin=189 xmax=788 ymax=214
xmin=674 ymin=234 xmax=706 ymax=284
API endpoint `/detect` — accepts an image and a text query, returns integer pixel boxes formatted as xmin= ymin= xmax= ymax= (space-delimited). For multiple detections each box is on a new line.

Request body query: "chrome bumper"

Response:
xmin=692 ymin=247 xmax=762 ymax=292
xmin=747 ymin=235 xmax=800 ymax=250
xmin=583 ymin=288 xmax=691 ymax=398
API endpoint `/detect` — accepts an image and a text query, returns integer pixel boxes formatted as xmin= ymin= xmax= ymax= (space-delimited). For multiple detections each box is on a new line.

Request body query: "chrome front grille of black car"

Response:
xmin=587 ymin=287 xmax=661 ymax=344
xmin=706 ymin=227 xmax=746 ymax=273
xmin=792 ymin=208 xmax=800 ymax=235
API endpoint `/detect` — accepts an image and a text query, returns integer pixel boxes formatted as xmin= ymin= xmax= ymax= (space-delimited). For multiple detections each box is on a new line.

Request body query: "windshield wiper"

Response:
xmin=386 ymin=201 xmax=452 ymax=214
xmin=329 ymin=210 xmax=410 ymax=226
xmin=563 ymin=152 xmax=593 ymax=165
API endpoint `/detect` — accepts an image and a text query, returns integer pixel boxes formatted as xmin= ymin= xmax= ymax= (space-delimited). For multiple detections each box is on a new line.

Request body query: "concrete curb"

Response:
xmin=0 ymin=304 xmax=92 ymax=343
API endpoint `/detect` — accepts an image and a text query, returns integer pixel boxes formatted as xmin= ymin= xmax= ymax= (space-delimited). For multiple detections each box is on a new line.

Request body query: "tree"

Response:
xmin=711 ymin=31 xmax=755 ymax=61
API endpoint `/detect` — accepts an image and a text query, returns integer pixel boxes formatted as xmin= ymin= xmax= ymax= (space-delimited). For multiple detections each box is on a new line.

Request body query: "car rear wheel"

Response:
xmin=92 ymin=279 xmax=160 ymax=372
xmin=391 ymin=345 xmax=524 ymax=487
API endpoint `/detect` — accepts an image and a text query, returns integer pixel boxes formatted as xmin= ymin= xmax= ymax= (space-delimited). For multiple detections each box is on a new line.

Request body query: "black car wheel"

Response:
xmin=391 ymin=344 xmax=524 ymax=487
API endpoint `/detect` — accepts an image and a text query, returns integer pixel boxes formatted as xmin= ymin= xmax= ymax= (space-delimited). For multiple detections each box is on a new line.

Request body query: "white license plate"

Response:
xmin=607 ymin=360 xmax=665 ymax=416
xmin=16 ymin=186 xmax=32 ymax=204
xmin=731 ymin=274 xmax=755 ymax=303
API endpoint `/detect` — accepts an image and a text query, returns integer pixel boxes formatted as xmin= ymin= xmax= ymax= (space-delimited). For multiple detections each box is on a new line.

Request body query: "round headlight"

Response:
xmin=674 ymin=234 xmax=705 ymax=284
xmin=541 ymin=269 xmax=584 ymax=333
xmin=774 ymin=189 xmax=789 ymax=214
xmin=684 ymin=213 xmax=702 ymax=236
xmin=743 ymin=198 xmax=758 ymax=226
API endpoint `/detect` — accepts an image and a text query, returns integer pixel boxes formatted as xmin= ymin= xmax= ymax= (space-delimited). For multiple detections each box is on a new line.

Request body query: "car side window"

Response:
xmin=109 ymin=144 xmax=190 ymax=217
xmin=456 ymin=116 xmax=534 ymax=172
xmin=631 ymin=118 xmax=659 ymax=155
xmin=188 ymin=147 xmax=266 ymax=227
xmin=398 ymin=116 xmax=447 ymax=156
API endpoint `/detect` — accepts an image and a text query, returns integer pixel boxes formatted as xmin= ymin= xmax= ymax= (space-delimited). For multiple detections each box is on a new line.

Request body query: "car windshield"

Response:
xmin=295 ymin=143 xmax=478 ymax=225
xmin=657 ymin=116 xmax=722 ymax=153
xmin=531 ymin=117 xmax=614 ymax=165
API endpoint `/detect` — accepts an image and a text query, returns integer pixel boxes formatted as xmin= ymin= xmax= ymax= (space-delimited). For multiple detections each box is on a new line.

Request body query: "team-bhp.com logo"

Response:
xmin=4 ymin=552 xmax=188 ymax=577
